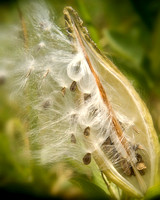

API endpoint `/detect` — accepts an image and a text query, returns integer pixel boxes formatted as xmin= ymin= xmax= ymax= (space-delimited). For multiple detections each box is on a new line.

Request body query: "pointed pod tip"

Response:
xmin=63 ymin=6 xmax=75 ymax=18
xmin=63 ymin=6 xmax=74 ymax=12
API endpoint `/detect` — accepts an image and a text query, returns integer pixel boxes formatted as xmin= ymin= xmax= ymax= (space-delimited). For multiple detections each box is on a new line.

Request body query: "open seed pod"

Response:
xmin=63 ymin=6 xmax=159 ymax=197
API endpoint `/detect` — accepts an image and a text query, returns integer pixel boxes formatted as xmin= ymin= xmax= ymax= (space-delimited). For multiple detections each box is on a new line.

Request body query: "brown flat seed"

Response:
xmin=101 ymin=137 xmax=116 ymax=156
xmin=42 ymin=100 xmax=50 ymax=109
xmin=133 ymin=144 xmax=138 ymax=151
xmin=102 ymin=137 xmax=112 ymax=145
xmin=43 ymin=69 xmax=49 ymax=78
xmin=137 ymin=144 xmax=144 ymax=150
xmin=119 ymin=121 xmax=125 ymax=131
xmin=70 ymin=81 xmax=77 ymax=92
xmin=84 ymin=127 xmax=90 ymax=136
xmin=83 ymin=153 xmax=91 ymax=165
xmin=67 ymin=27 xmax=72 ymax=33
xmin=74 ymin=62 xmax=81 ymax=73
xmin=71 ymin=134 xmax=76 ymax=143
xmin=101 ymin=144 xmax=113 ymax=154
xmin=139 ymin=169 xmax=145 ymax=176
xmin=64 ymin=13 xmax=70 ymax=22
xmin=136 ymin=162 xmax=147 ymax=171
xmin=26 ymin=69 xmax=32 ymax=78
xmin=136 ymin=153 xmax=143 ymax=163
xmin=71 ymin=114 xmax=77 ymax=124
xmin=61 ymin=87 xmax=66 ymax=96
xmin=133 ymin=126 xmax=140 ymax=134
xmin=133 ymin=144 xmax=144 ymax=151
xmin=84 ymin=93 xmax=91 ymax=101
xmin=121 ymin=159 xmax=132 ymax=176
xmin=0 ymin=75 xmax=6 ymax=85
xmin=131 ymin=167 xmax=135 ymax=176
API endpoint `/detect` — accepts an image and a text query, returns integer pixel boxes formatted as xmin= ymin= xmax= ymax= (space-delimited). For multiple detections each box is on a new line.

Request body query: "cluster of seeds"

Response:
xmin=66 ymin=77 xmax=147 ymax=177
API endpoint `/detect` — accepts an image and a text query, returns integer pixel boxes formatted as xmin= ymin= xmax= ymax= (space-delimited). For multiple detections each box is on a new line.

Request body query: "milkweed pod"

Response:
xmin=63 ymin=6 xmax=159 ymax=197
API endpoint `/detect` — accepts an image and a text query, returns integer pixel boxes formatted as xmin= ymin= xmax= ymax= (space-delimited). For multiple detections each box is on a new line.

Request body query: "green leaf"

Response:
xmin=103 ymin=29 xmax=144 ymax=66
xmin=149 ymin=13 xmax=160 ymax=77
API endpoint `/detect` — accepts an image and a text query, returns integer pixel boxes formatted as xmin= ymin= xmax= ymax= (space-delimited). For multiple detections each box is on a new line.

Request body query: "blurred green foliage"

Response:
xmin=0 ymin=0 xmax=160 ymax=199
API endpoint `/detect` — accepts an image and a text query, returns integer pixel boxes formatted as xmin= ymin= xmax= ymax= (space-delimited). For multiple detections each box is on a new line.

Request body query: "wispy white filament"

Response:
xmin=0 ymin=0 xmax=139 ymax=166
xmin=1 ymin=1 xmax=159 ymax=197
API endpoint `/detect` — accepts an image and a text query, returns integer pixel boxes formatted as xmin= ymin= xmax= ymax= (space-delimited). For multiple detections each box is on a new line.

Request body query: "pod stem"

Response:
xmin=101 ymin=171 xmax=119 ymax=200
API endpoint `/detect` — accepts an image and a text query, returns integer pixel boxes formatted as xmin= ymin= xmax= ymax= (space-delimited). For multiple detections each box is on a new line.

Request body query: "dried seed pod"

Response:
xmin=64 ymin=6 xmax=159 ymax=197
xmin=70 ymin=81 xmax=77 ymax=92
xmin=8 ymin=3 xmax=158 ymax=199
xmin=83 ymin=153 xmax=91 ymax=165
xmin=71 ymin=134 xmax=76 ymax=143
xmin=83 ymin=126 xmax=90 ymax=136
